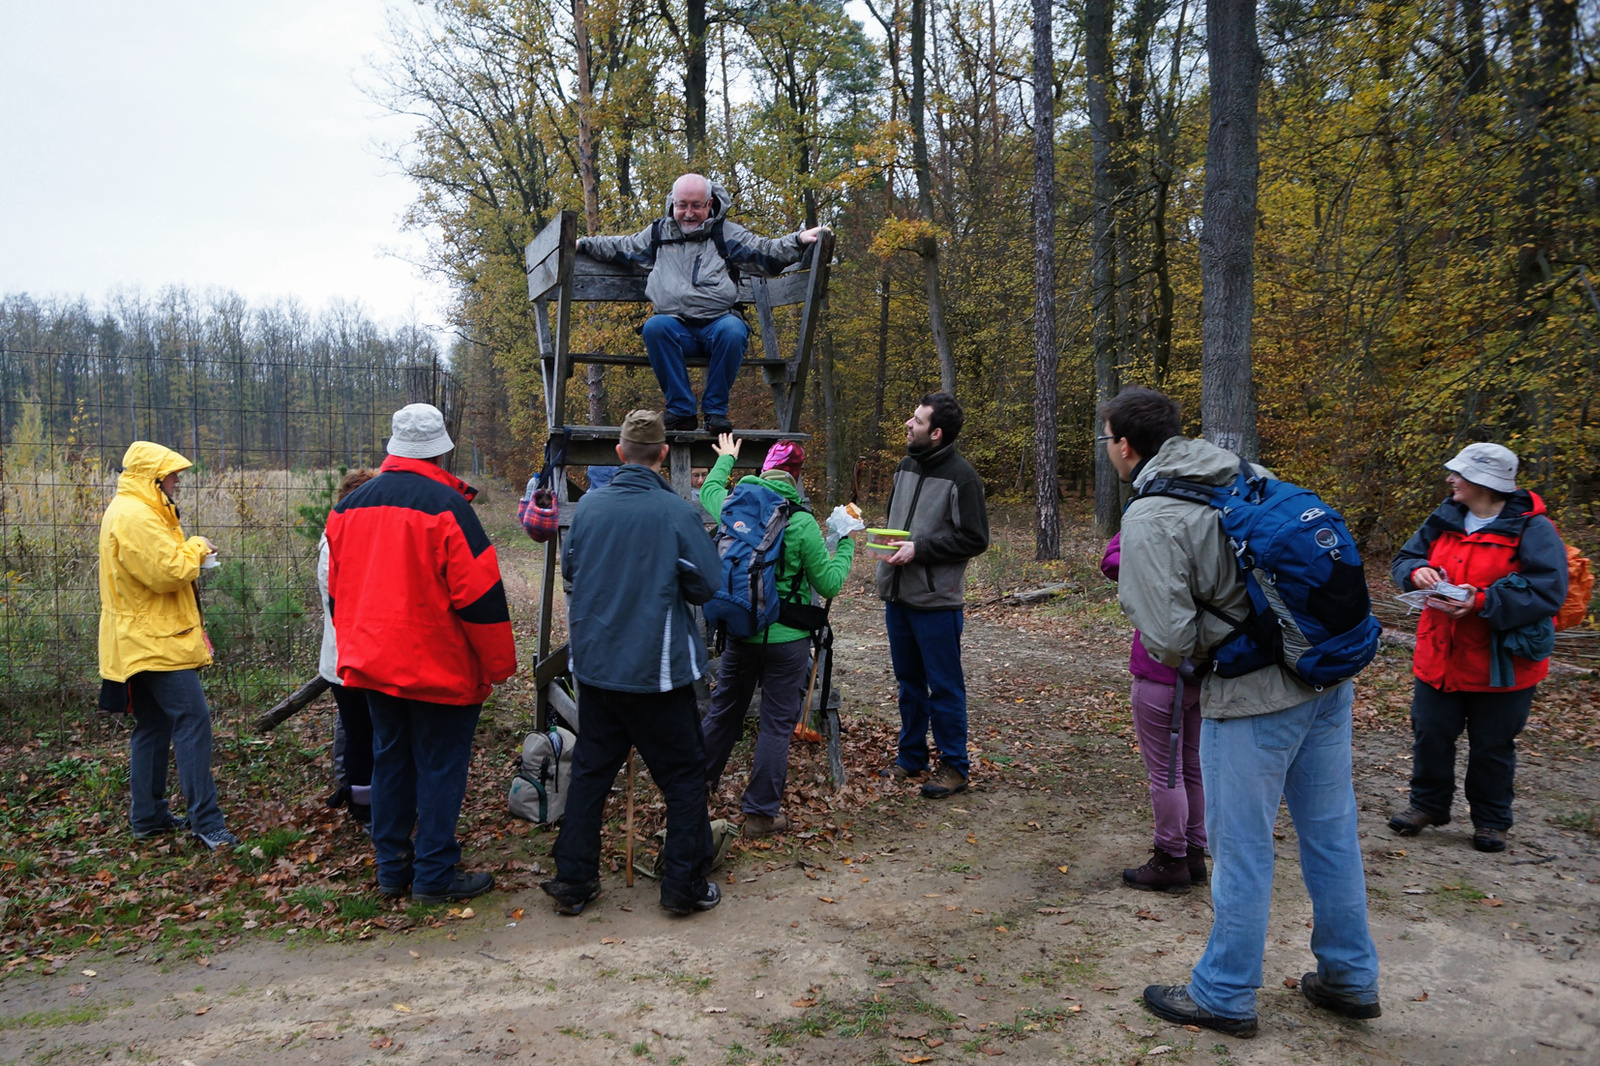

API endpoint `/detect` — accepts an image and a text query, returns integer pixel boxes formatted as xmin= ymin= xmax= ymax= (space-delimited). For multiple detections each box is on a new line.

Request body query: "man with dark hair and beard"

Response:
xmin=875 ymin=392 xmax=990 ymax=799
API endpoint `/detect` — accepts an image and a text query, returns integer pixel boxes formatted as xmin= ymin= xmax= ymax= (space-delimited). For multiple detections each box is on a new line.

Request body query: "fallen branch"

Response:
xmin=1380 ymin=627 xmax=1595 ymax=677
xmin=253 ymin=676 xmax=332 ymax=733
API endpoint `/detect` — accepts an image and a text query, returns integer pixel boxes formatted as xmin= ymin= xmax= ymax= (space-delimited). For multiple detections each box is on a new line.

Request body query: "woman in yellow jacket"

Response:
xmin=99 ymin=442 xmax=238 ymax=849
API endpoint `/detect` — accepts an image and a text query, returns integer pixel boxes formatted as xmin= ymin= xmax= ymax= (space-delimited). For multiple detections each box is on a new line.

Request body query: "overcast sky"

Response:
xmin=0 ymin=1 xmax=449 ymax=329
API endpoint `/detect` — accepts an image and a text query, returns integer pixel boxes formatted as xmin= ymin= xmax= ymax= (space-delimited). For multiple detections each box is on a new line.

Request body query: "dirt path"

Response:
xmin=3 ymin=528 xmax=1598 ymax=1066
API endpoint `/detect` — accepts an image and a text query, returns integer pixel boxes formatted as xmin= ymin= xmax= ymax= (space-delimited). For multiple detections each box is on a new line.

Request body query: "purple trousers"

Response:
xmin=1131 ymin=675 xmax=1206 ymax=856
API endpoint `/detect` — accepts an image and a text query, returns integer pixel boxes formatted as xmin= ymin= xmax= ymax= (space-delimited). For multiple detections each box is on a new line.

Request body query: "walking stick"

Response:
xmin=624 ymin=750 xmax=636 ymax=887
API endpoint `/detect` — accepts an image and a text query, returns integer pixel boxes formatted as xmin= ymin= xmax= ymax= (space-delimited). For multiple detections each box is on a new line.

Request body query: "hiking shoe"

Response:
xmin=665 ymin=414 xmax=699 ymax=432
xmin=541 ymin=878 xmax=602 ymax=916
xmin=1300 ymin=972 xmax=1382 ymax=1019
xmin=742 ymin=813 xmax=790 ymax=839
xmin=1142 ymin=984 xmax=1257 ymax=1039
xmin=412 ymin=870 xmax=494 ymax=905
xmin=704 ymin=415 xmax=733 ymax=436
xmin=879 ymin=764 xmax=922 ymax=782
xmin=377 ymin=882 xmax=410 ymax=899
xmin=1186 ymin=845 xmax=1209 ymax=884
xmin=132 ymin=816 xmax=189 ymax=840
xmin=1472 ymin=826 xmax=1507 ymax=853
xmin=661 ymin=881 xmax=721 ymax=916
xmin=1123 ymin=849 xmax=1192 ymax=893
xmin=1388 ymin=805 xmax=1449 ymax=836
xmin=192 ymin=827 xmax=241 ymax=851
xmin=920 ymin=765 xmax=969 ymax=799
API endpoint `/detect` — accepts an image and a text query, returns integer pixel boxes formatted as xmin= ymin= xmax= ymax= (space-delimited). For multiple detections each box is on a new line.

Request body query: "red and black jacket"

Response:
xmin=326 ymin=456 xmax=516 ymax=705
xmin=1391 ymin=490 xmax=1568 ymax=692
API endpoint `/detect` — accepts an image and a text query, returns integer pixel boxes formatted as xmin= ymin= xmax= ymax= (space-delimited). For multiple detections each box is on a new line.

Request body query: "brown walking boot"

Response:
xmin=742 ymin=813 xmax=790 ymax=839
xmin=1388 ymin=805 xmax=1450 ymax=836
xmin=919 ymin=764 xmax=969 ymax=798
xmin=1123 ymin=848 xmax=1193 ymax=893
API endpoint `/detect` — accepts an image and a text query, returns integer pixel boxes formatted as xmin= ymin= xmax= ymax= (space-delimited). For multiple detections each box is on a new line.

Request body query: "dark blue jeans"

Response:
xmin=885 ymin=602 xmax=969 ymax=776
xmin=702 ymin=637 xmax=813 ymax=817
xmin=331 ymin=683 xmax=374 ymax=800
xmin=1407 ymin=679 xmax=1535 ymax=830
xmin=553 ymin=683 xmax=712 ymax=908
xmin=127 ymin=669 xmax=226 ymax=835
xmin=640 ymin=312 xmax=749 ymax=420
xmin=366 ymin=691 xmax=481 ymax=894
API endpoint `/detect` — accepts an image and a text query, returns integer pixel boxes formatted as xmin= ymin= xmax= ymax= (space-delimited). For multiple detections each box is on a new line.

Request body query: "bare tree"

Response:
xmin=910 ymin=0 xmax=957 ymax=395
xmin=1199 ymin=0 xmax=1261 ymax=459
xmin=1031 ymin=0 xmax=1059 ymax=559
xmin=1085 ymin=0 xmax=1120 ymax=534
xmin=573 ymin=0 xmax=605 ymax=425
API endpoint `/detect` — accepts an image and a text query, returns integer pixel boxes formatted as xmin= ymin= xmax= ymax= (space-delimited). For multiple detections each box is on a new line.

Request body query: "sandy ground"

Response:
xmin=3 ymin=586 xmax=1597 ymax=1066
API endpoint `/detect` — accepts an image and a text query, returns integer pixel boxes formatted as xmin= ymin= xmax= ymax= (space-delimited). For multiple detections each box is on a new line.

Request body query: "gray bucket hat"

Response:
xmin=1444 ymin=442 xmax=1518 ymax=494
xmin=387 ymin=403 xmax=454 ymax=459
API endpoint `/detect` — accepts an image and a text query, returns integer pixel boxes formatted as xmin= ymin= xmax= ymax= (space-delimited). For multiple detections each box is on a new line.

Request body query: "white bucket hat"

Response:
xmin=387 ymin=403 xmax=454 ymax=459
xmin=1444 ymin=442 xmax=1518 ymax=495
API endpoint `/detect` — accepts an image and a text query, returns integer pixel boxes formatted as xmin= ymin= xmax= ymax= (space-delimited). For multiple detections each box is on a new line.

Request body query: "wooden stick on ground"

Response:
xmin=252 ymin=676 xmax=332 ymax=733
xmin=624 ymin=750 xmax=636 ymax=887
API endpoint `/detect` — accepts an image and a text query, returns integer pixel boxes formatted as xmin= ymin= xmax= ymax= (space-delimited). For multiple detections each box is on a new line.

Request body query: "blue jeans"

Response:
xmin=640 ymin=312 xmax=749 ymax=420
xmin=702 ymin=637 xmax=813 ymax=817
xmin=1407 ymin=679 xmax=1533 ymax=830
xmin=885 ymin=602 xmax=968 ymax=776
xmin=553 ymin=683 xmax=713 ymax=909
xmin=1187 ymin=682 xmax=1379 ymax=1019
xmin=127 ymin=669 xmax=226 ymax=835
xmin=366 ymin=691 xmax=482 ymax=895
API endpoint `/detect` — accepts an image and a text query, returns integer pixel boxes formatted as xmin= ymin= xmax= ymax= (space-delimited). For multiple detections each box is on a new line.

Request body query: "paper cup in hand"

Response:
xmin=201 ymin=552 xmax=220 ymax=570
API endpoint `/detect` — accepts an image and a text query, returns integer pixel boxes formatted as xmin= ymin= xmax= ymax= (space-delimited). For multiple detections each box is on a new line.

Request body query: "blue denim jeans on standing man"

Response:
xmin=1186 ymin=682 xmax=1380 ymax=1020
xmin=128 ymin=669 xmax=226 ymax=835
xmin=640 ymin=312 xmax=749 ymax=421
xmin=885 ymin=602 xmax=969 ymax=777
xmin=365 ymin=691 xmax=482 ymax=896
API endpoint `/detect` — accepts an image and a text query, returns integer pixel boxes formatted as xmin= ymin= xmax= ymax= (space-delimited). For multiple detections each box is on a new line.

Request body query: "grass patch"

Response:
xmin=0 ymin=1004 xmax=110 ymax=1030
xmin=1551 ymin=809 xmax=1600 ymax=835
xmin=666 ymin=971 xmax=712 ymax=995
xmin=1438 ymin=882 xmax=1488 ymax=902
xmin=763 ymin=992 xmax=954 ymax=1046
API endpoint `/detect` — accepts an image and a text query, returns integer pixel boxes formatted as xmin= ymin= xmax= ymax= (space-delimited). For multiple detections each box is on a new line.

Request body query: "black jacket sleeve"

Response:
xmin=1390 ymin=522 xmax=1440 ymax=590
xmin=1482 ymin=515 xmax=1569 ymax=629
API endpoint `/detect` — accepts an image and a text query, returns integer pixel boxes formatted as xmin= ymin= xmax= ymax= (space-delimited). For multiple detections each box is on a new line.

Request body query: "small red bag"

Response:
xmin=518 ymin=469 xmax=559 ymax=543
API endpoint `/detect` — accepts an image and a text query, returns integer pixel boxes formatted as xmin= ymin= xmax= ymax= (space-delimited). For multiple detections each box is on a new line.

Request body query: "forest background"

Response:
xmin=372 ymin=0 xmax=1600 ymax=559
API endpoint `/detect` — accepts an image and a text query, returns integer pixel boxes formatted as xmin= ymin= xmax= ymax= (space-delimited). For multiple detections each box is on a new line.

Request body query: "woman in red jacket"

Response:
xmin=1388 ymin=443 xmax=1568 ymax=852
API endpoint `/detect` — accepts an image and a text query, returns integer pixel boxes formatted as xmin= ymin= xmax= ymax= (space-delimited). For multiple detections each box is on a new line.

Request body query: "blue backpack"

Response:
xmin=1138 ymin=458 xmax=1382 ymax=688
xmin=703 ymin=483 xmax=811 ymax=639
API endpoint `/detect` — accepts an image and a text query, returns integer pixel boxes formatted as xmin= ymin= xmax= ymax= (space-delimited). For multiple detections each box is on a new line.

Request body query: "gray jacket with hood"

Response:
xmin=1117 ymin=435 xmax=1325 ymax=720
xmin=579 ymin=183 xmax=809 ymax=321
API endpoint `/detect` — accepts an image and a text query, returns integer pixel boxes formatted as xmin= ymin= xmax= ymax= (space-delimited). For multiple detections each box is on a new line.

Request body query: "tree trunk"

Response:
xmin=818 ymin=307 xmax=842 ymax=505
xmin=1031 ymin=0 xmax=1059 ymax=560
xmin=572 ymin=0 xmax=605 ymax=425
xmin=685 ymin=0 xmax=708 ymax=164
xmin=1199 ymin=0 xmax=1261 ymax=460
xmin=1085 ymin=0 xmax=1120 ymax=535
xmin=870 ymin=265 xmax=891 ymax=453
xmin=911 ymin=0 xmax=956 ymax=395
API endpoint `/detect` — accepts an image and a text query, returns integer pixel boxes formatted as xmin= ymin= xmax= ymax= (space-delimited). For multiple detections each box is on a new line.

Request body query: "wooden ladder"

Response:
xmin=523 ymin=209 xmax=835 ymax=730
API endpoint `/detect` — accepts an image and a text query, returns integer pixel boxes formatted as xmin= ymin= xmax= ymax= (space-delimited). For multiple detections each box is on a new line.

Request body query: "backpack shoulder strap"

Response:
xmin=1136 ymin=476 xmax=1217 ymax=508
xmin=649 ymin=218 xmax=663 ymax=262
xmin=711 ymin=217 xmax=740 ymax=285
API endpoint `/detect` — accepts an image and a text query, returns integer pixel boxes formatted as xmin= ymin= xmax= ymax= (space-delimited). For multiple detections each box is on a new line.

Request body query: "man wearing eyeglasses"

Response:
xmin=578 ymin=173 xmax=828 ymax=435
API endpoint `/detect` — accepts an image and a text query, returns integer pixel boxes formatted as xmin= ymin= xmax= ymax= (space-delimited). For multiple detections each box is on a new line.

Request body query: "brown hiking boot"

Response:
xmin=1388 ymin=805 xmax=1450 ymax=836
xmin=919 ymin=764 xmax=969 ymax=799
xmin=742 ymin=813 xmax=790 ymax=839
xmin=1123 ymin=848 xmax=1193 ymax=893
xmin=1186 ymin=845 xmax=1209 ymax=884
xmin=879 ymin=764 xmax=922 ymax=782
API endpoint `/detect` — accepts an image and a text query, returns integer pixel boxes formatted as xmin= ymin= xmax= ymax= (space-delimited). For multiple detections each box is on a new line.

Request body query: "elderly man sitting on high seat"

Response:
xmin=577 ymin=173 xmax=828 ymax=435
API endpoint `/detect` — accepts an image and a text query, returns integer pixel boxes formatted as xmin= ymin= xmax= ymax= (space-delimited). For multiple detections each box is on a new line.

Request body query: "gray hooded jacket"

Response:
xmin=1118 ymin=435 xmax=1324 ymax=720
xmin=580 ymin=183 xmax=809 ymax=321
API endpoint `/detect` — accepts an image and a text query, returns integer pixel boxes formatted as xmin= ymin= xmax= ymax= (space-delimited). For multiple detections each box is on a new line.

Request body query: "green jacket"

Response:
xmin=700 ymin=454 xmax=855 ymax=643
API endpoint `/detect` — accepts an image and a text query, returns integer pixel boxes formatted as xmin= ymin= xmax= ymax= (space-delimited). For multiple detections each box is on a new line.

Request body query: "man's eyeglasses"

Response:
xmin=676 ymin=199 xmax=712 ymax=210
xmin=1095 ymin=433 xmax=1118 ymax=444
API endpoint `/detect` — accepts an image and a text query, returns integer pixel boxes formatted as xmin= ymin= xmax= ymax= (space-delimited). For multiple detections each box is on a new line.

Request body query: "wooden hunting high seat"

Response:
xmin=523 ymin=208 xmax=836 ymax=731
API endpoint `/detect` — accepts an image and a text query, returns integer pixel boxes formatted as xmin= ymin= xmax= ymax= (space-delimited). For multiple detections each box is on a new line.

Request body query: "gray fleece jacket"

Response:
xmin=578 ymin=183 xmax=809 ymax=321
xmin=1118 ymin=436 xmax=1324 ymax=720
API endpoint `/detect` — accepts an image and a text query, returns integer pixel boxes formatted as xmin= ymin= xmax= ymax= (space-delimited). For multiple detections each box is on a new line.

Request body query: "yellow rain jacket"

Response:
xmin=97 ymin=442 xmax=213 ymax=681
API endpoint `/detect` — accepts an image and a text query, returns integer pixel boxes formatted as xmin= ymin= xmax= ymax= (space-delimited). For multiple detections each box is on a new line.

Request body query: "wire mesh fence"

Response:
xmin=0 ymin=339 xmax=456 ymax=733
